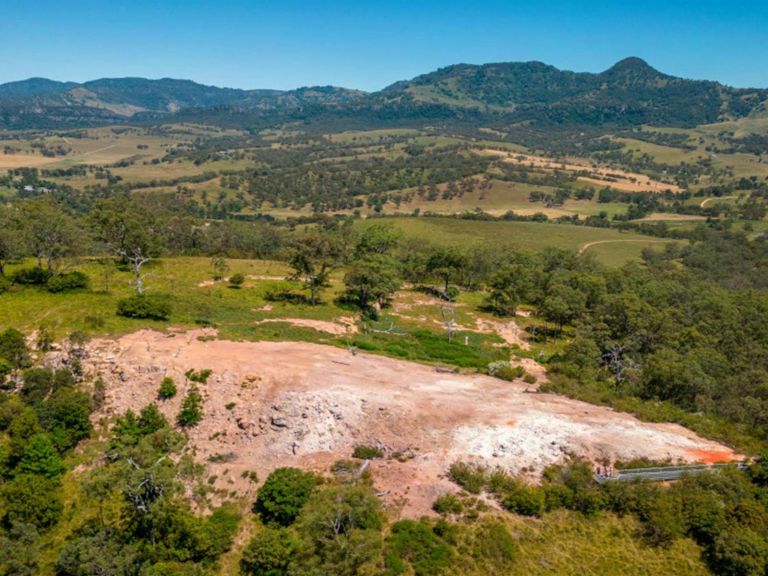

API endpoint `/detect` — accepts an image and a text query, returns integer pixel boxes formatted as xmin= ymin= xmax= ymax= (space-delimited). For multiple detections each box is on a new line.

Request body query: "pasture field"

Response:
xmin=376 ymin=179 xmax=629 ymax=219
xmin=372 ymin=217 xmax=682 ymax=267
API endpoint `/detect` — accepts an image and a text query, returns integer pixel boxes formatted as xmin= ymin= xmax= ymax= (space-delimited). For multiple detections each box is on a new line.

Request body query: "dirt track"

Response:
xmin=83 ymin=329 xmax=739 ymax=517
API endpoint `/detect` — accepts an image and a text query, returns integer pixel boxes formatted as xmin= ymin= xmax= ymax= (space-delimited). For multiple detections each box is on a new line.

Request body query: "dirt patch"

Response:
xmin=198 ymin=274 xmax=287 ymax=288
xmin=255 ymin=317 xmax=358 ymax=335
xmin=479 ymin=150 xmax=682 ymax=193
xmin=82 ymin=330 xmax=741 ymax=517
xmin=474 ymin=318 xmax=530 ymax=350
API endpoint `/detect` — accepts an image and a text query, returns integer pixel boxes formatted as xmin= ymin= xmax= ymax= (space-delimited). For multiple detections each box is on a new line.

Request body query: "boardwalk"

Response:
xmin=595 ymin=462 xmax=749 ymax=483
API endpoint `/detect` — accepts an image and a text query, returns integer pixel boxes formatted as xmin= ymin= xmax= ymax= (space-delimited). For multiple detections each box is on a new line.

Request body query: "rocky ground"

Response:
xmin=78 ymin=328 xmax=740 ymax=517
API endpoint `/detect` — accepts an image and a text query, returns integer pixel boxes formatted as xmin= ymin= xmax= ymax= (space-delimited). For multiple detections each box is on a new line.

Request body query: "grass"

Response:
xmin=506 ymin=510 xmax=709 ymax=576
xmin=369 ymin=217 xmax=682 ymax=267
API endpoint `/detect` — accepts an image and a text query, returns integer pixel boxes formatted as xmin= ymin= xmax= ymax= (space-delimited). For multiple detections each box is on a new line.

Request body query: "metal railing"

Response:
xmin=595 ymin=462 xmax=749 ymax=483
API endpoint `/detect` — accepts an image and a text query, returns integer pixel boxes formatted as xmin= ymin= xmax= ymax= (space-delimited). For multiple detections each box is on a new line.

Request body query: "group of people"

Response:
xmin=595 ymin=464 xmax=616 ymax=479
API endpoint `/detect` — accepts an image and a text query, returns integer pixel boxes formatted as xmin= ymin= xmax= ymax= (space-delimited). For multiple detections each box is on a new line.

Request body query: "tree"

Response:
xmin=37 ymin=386 xmax=93 ymax=451
xmin=486 ymin=261 xmax=532 ymax=316
xmin=177 ymin=388 xmax=203 ymax=427
xmin=90 ymin=198 xmax=163 ymax=294
xmin=712 ymin=527 xmax=768 ymax=576
xmin=539 ymin=283 xmax=587 ymax=331
xmin=254 ymin=467 xmax=317 ymax=526
xmin=1 ymin=473 xmax=63 ymax=529
xmin=210 ymin=255 xmax=229 ymax=280
xmin=385 ymin=519 xmax=454 ymax=576
xmin=354 ymin=224 xmax=400 ymax=259
xmin=17 ymin=433 xmax=65 ymax=478
xmin=0 ymin=328 xmax=30 ymax=368
xmin=240 ymin=528 xmax=299 ymax=576
xmin=0 ymin=205 xmax=23 ymax=277
xmin=17 ymin=198 xmax=82 ymax=273
xmin=293 ymin=485 xmax=384 ymax=575
xmin=288 ymin=232 xmax=341 ymax=306
xmin=343 ymin=254 xmax=400 ymax=318
xmin=426 ymin=247 xmax=467 ymax=296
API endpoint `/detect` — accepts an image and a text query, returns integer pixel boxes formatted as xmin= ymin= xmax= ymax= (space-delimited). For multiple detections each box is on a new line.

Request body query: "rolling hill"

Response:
xmin=1 ymin=58 xmax=767 ymax=131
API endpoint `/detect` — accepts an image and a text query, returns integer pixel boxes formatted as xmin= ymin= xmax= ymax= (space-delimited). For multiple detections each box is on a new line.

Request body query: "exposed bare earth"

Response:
xmin=83 ymin=329 xmax=739 ymax=517
xmin=479 ymin=149 xmax=683 ymax=193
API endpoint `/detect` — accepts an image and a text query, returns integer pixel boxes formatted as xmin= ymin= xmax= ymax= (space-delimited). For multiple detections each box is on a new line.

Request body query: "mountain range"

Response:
xmin=1 ymin=58 xmax=766 ymax=131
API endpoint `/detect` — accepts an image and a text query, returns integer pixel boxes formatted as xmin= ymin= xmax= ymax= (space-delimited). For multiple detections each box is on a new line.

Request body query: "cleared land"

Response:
xmin=478 ymin=149 xmax=683 ymax=192
xmin=377 ymin=218 xmax=683 ymax=267
xmin=82 ymin=329 xmax=739 ymax=517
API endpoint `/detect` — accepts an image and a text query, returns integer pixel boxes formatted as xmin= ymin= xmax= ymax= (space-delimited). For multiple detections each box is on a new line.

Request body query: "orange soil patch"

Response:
xmin=77 ymin=329 xmax=741 ymax=517
xmin=479 ymin=149 xmax=683 ymax=193
xmin=687 ymin=448 xmax=740 ymax=464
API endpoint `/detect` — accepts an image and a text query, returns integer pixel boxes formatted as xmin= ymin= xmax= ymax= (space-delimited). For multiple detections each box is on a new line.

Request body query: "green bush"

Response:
xmin=471 ymin=521 xmax=517 ymax=568
xmin=0 ymin=327 xmax=30 ymax=367
xmin=46 ymin=271 xmax=89 ymax=293
xmin=228 ymin=273 xmax=245 ymax=288
xmin=12 ymin=267 xmax=52 ymax=285
xmin=385 ymin=519 xmax=454 ymax=576
xmin=177 ymin=388 xmax=203 ymax=427
xmin=185 ymin=369 xmax=212 ymax=384
xmin=254 ymin=467 xmax=317 ymax=526
xmin=448 ymin=462 xmax=486 ymax=494
xmin=1 ymin=473 xmax=63 ymax=529
xmin=501 ymin=484 xmax=545 ymax=517
xmin=241 ymin=527 xmax=299 ymax=576
xmin=116 ymin=294 xmax=171 ymax=320
xmin=352 ymin=445 xmax=383 ymax=459
xmin=18 ymin=433 xmax=65 ymax=478
xmin=487 ymin=361 xmax=525 ymax=381
xmin=158 ymin=377 xmax=177 ymax=399
xmin=432 ymin=493 xmax=464 ymax=516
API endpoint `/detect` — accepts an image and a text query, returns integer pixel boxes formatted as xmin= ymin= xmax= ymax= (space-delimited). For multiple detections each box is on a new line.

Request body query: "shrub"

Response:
xmin=444 ymin=286 xmax=460 ymax=302
xmin=228 ymin=273 xmax=245 ymax=288
xmin=12 ymin=267 xmax=51 ymax=285
xmin=46 ymin=271 xmax=89 ymax=293
xmin=254 ymin=467 xmax=317 ymax=526
xmin=116 ymin=294 xmax=171 ymax=320
xmin=432 ymin=493 xmax=464 ymax=516
xmin=1 ymin=473 xmax=63 ymax=529
xmin=352 ymin=444 xmax=383 ymax=459
xmin=0 ymin=327 xmax=30 ymax=367
xmin=158 ymin=377 xmax=177 ymax=399
xmin=522 ymin=373 xmax=537 ymax=385
xmin=712 ymin=527 xmax=768 ymax=576
xmin=138 ymin=404 xmax=168 ymax=435
xmin=240 ymin=527 xmax=299 ymax=576
xmin=487 ymin=361 xmax=525 ymax=382
xmin=448 ymin=462 xmax=486 ymax=494
xmin=177 ymin=388 xmax=203 ymax=427
xmin=18 ymin=433 xmax=65 ymax=478
xmin=471 ymin=521 xmax=517 ymax=568
xmin=385 ymin=519 xmax=454 ymax=576
xmin=501 ymin=484 xmax=545 ymax=517
xmin=0 ymin=358 xmax=12 ymax=385
xmin=185 ymin=369 xmax=212 ymax=384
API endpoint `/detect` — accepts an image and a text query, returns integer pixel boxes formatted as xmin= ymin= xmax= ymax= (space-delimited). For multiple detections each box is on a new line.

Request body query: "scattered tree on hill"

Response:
xmin=288 ymin=232 xmax=341 ymax=306
xmin=90 ymin=198 xmax=163 ymax=294
xmin=343 ymin=254 xmax=400 ymax=318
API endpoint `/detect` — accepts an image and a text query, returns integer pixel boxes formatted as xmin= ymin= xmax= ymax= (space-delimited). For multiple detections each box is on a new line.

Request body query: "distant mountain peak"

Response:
xmin=603 ymin=57 xmax=661 ymax=77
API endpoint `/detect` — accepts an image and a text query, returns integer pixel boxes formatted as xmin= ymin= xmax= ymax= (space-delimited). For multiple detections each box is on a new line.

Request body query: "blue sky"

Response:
xmin=1 ymin=0 xmax=766 ymax=90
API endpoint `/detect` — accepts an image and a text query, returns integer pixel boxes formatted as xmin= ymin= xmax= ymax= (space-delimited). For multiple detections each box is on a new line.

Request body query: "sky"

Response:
xmin=1 ymin=0 xmax=767 ymax=91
